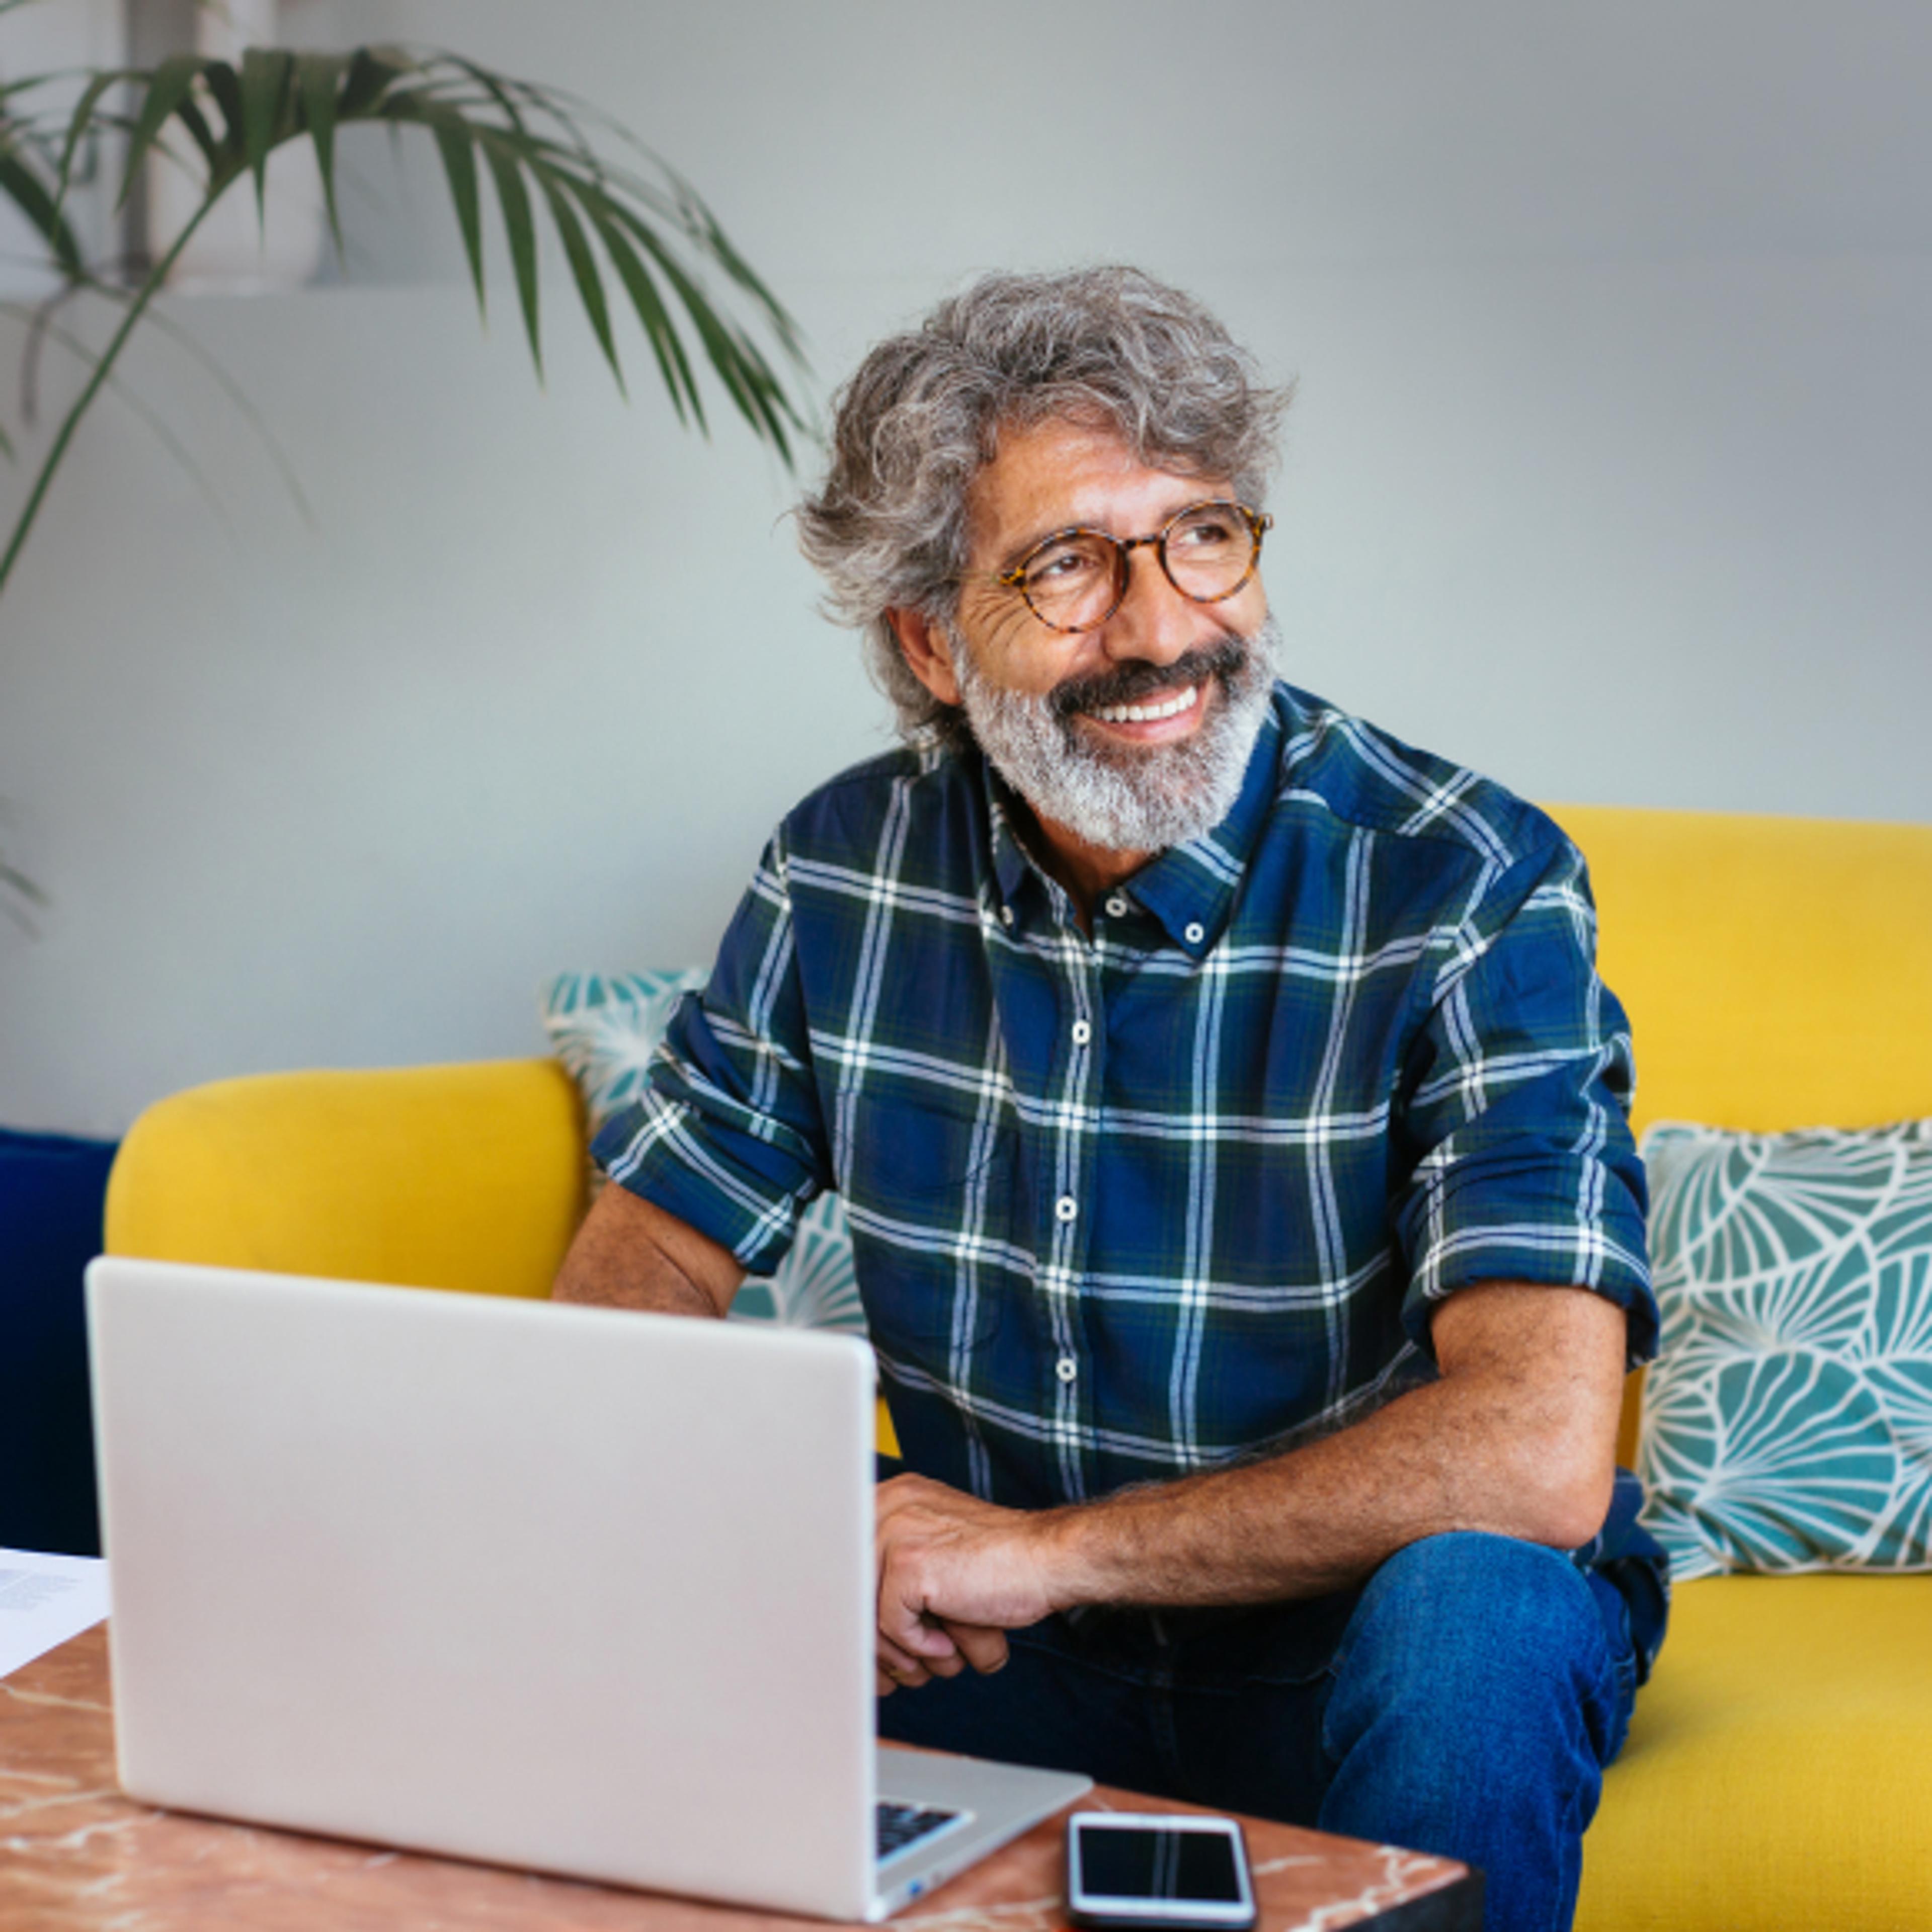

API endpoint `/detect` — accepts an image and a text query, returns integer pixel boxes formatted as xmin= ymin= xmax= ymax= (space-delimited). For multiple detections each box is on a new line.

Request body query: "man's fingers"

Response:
xmin=919 ymin=1622 xmax=968 ymax=1676
xmin=876 ymin=1620 xmax=1007 ymax=1699
xmin=882 ymin=1606 xmax=963 ymax=1674
xmin=879 ymin=1571 xmax=962 ymax=1663
xmin=876 ymin=1633 xmax=934 ymax=1687
xmin=944 ymin=1620 xmax=1010 ymax=1675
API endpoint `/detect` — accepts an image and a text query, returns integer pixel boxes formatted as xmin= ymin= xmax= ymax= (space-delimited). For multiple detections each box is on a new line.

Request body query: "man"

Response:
xmin=555 ymin=267 xmax=1666 ymax=1932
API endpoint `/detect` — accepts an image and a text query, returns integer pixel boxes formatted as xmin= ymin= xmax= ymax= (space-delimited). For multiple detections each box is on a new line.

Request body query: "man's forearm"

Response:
xmin=1037 ymin=1283 xmax=1625 ymax=1609
xmin=1038 ymin=1381 xmax=1576 ymax=1608
xmin=551 ymin=1182 xmax=744 ymax=1317
xmin=871 ymin=1283 xmax=1628 ymax=1665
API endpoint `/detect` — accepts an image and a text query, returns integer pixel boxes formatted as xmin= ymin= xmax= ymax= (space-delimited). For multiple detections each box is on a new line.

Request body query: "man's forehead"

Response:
xmin=965 ymin=417 xmax=1229 ymax=564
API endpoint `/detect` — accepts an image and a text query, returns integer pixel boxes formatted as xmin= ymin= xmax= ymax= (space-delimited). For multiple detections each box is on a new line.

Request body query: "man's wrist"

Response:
xmin=1025 ymin=1499 xmax=1118 ymax=1615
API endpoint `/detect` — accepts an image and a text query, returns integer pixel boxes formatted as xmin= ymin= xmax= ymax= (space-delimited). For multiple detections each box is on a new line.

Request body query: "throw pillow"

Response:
xmin=0 ymin=1127 xmax=117 ymax=1557
xmin=1636 ymin=1116 xmax=1932 ymax=1580
xmin=540 ymin=969 xmax=710 ymax=1129
xmin=538 ymin=972 xmax=864 ymax=1335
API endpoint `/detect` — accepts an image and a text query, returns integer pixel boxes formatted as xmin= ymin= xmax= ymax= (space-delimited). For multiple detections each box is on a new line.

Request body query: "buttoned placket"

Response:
xmin=1034 ymin=877 xmax=1105 ymax=1505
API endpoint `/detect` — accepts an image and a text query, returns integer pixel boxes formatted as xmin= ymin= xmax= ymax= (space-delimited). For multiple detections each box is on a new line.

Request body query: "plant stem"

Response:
xmin=0 ymin=184 xmax=230 ymax=598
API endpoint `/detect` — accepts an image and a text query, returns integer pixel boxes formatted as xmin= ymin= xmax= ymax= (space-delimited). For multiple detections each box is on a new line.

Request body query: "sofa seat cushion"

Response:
xmin=1578 ymin=1572 xmax=1932 ymax=1929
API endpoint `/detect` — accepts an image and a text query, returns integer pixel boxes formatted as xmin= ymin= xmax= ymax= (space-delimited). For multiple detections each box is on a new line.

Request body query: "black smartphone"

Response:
xmin=1065 ymin=1811 xmax=1258 ymax=1930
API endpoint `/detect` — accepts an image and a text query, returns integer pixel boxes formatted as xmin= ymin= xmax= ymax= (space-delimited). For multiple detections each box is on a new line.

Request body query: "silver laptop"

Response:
xmin=86 ymin=1256 xmax=1090 ymax=1919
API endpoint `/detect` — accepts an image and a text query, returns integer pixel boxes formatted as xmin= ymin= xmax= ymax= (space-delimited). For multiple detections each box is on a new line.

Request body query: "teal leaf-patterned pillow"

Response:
xmin=538 ymin=972 xmax=865 ymax=1336
xmin=1636 ymin=1117 xmax=1932 ymax=1579
xmin=541 ymin=970 xmax=710 ymax=1128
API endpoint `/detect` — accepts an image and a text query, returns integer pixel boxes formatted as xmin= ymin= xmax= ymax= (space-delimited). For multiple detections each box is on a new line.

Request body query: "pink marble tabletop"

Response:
xmin=2 ymin=1627 xmax=1477 ymax=1930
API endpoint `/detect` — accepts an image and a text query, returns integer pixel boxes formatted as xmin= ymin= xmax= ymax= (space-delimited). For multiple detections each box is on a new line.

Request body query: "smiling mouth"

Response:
xmin=1053 ymin=633 xmax=1249 ymax=731
xmin=1085 ymin=683 xmax=1201 ymax=727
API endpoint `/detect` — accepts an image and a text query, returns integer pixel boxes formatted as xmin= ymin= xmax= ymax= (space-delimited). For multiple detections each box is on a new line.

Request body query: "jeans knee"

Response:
xmin=1327 ymin=1534 xmax=1614 ymax=1756
xmin=1319 ymin=1536 xmax=1621 ymax=1932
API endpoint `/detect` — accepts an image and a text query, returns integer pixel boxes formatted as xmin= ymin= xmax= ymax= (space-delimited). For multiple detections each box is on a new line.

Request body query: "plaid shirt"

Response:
xmin=596 ymin=682 xmax=1656 ymax=1514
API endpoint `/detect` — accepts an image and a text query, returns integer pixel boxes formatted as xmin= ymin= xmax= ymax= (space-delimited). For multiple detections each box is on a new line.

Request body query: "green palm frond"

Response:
xmin=0 ymin=106 xmax=84 ymax=278
xmin=0 ymin=43 xmax=812 ymax=599
xmin=105 ymin=44 xmax=807 ymax=440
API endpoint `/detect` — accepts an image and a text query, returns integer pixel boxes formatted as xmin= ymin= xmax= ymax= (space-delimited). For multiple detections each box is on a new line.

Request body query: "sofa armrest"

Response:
xmin=105 ymin=1059 xmax=587 ymax=1299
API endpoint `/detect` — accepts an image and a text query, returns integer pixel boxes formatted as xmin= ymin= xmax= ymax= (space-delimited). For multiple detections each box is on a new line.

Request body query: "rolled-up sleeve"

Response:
xmin=591 ymin=834 xmax=829 ymax=1274
xmin=1393 ymin=836 xmax=1657 ymax=1365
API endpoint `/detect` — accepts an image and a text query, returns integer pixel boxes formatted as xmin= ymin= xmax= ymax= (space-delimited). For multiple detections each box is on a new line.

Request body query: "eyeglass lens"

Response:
xmin=1020 ymin=503 xmax=1259 ymax=631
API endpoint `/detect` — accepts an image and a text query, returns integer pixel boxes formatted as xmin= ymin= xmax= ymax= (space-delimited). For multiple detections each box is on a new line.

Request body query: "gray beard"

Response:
xmin=953 ymin=614 xmax=1281 ymax=854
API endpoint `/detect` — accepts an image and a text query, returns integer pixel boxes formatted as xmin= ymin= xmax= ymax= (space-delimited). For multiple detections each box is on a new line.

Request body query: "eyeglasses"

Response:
xmin=992 ymin=499 xmax=1272 ymax=635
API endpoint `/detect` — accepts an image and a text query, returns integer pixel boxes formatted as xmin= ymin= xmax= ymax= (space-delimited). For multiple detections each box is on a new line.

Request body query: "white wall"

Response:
xmin=3 ymin=1 xmax=1929 ymax=1137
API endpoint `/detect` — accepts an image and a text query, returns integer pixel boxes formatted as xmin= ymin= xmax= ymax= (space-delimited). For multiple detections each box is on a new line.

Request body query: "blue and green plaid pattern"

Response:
xmin=595 ymin=683 xmax=1655 ymax=1510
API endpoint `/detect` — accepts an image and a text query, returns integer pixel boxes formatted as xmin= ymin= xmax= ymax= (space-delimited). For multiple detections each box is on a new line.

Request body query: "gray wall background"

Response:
xmin=3 ymin=1 xmax=1928 ymax=1138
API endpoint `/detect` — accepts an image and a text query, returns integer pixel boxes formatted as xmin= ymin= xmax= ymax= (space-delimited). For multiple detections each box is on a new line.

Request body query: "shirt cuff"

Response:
xmin=592 ymin=1094 xmax=812 ymax=1276
xmin=1399 ymin=1143 xmax=1658 ymax=1365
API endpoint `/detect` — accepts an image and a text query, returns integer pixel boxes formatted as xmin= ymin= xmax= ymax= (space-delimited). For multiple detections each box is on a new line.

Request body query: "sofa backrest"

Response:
xmin=1550 ymin=805 xmax=1932 ymax=1138
xmin=106 ymin=1059 xmax=587 ymax=1299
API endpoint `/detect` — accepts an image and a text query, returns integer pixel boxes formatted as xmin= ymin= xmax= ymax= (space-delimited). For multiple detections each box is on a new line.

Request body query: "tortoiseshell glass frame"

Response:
xmin=992 ymin=499 xmax=1274 ymax=634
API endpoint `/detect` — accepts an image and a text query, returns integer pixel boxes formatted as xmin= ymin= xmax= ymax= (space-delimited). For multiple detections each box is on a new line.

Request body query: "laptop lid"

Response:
xmin=87 ymin=1257 xmax=881 ymax=1920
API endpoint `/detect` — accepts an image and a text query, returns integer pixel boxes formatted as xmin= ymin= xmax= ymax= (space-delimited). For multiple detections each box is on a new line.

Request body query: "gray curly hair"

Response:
xmin=795 ymin=266 xmax=1292 ymax=740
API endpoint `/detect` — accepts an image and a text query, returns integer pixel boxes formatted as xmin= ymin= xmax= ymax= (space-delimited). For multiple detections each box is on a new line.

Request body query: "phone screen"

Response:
xmin=1075 ymin=1823 xmax=1244 ymax=1903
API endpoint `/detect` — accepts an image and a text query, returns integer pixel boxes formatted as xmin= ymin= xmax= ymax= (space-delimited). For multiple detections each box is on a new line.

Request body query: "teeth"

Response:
xmin=1092 ymin=684 xmax=1200 ymax=726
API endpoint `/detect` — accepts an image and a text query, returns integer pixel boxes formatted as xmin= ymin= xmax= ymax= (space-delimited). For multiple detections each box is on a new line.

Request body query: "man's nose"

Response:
xmin=1101 ymin=544 xmax=1214 ymax=664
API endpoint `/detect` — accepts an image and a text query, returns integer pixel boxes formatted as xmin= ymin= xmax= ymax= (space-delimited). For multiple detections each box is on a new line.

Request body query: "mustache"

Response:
xmin=1048 ymin=631 xmax=1253 ymax=721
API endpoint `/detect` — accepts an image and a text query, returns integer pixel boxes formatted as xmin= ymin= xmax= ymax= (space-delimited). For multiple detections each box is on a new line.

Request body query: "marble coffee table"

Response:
xmin=2 ymin=1627 xmax=1482 ymax=1930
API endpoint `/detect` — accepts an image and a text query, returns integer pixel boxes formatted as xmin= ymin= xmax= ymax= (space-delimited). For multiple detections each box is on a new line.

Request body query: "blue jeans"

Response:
xmin=877 ymin=1531 xmax=1638 ymax=1932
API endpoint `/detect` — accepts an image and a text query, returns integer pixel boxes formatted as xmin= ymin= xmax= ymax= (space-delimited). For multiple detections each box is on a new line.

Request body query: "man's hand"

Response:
xmin=872 ymin=1473 xmax=1062 ymax=1696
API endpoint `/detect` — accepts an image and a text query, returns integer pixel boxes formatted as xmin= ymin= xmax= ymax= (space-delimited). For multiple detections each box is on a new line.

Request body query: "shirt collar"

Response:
xmin=973 ymin=689 xmax=1286 ymax=955
xmin=981 ymin=759 xmax=1046 ymax=917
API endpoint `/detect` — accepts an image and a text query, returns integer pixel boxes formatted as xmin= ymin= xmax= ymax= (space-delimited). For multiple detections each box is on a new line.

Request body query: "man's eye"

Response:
xmin=1027 ymin=545 xmax=1101 ymax=584
xmin=1173 ymin=513 xmax=1237 ymax=548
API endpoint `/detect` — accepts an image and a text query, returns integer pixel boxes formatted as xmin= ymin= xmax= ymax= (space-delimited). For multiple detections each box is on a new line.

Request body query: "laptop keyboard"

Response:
xmin=877 ymin=1801 xmax=964 ymax=1864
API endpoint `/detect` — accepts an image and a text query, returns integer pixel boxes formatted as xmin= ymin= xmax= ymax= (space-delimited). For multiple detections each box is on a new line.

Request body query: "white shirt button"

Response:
xmin=1056 ymin=1356 xmax=1078 ymax=1384
xmin=1104 ymin=894 xmax=1129 ymax=919
xmin=1184 ymin=922 xmax=1205 ymax=945
xmin=1072 ymin=1020 xmax=1092 ymax=1046
xmin=1055 ymin=1195 xmax=1078 ymax=1224
xmin=999 ymin=904 xmax=1014 ymax=927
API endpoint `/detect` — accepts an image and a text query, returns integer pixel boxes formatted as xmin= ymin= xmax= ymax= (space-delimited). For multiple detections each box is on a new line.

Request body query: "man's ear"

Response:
xmin=886 ymin=607 xmax=962 ymax=708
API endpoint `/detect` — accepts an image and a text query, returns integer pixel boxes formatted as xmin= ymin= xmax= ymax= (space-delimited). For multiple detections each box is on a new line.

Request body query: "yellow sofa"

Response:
xmin=105 ymin=805 xmax=1932 ymax=1931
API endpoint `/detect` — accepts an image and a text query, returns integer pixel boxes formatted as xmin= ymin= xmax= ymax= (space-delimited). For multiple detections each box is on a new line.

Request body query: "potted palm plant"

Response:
xmin=0 ymin=9 xmax=810 ymax=911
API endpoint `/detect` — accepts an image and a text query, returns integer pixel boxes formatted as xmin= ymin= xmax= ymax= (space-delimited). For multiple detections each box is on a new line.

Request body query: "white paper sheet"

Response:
xmin=0 ymin=1547 xmax=110 ymax=1679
